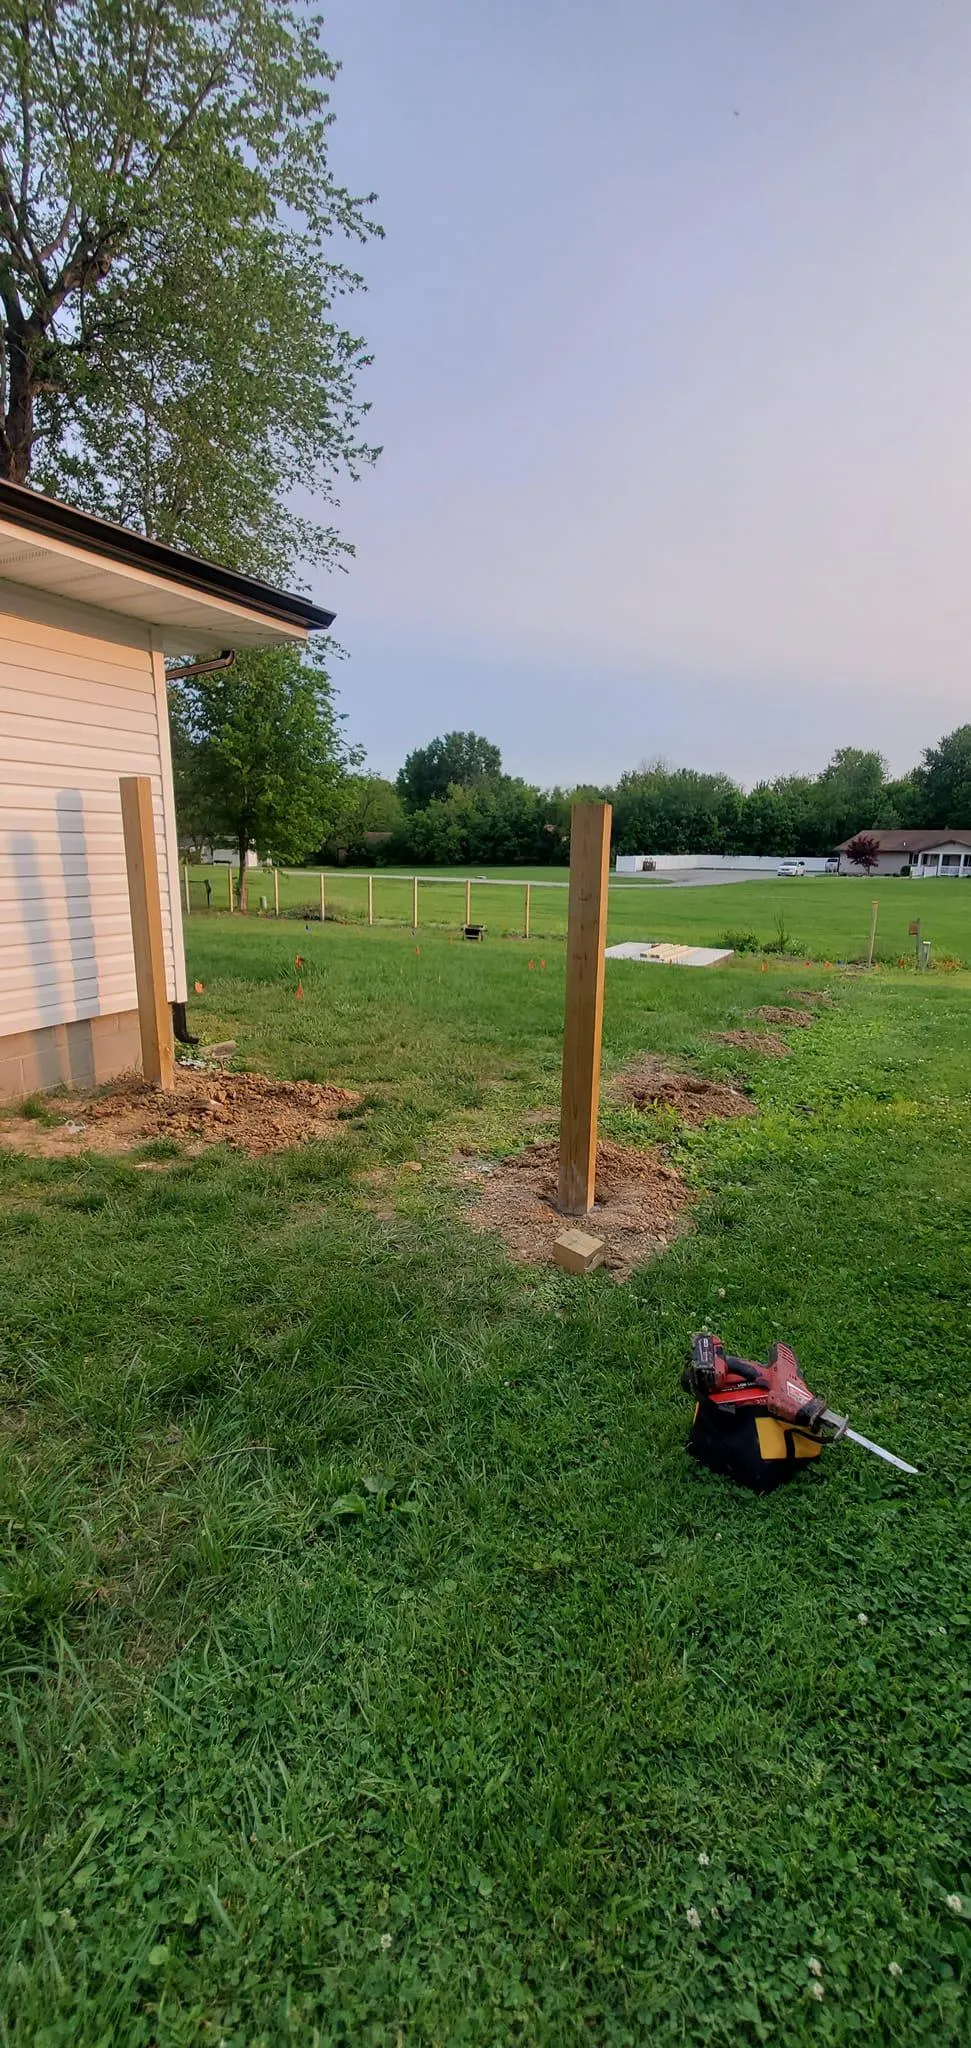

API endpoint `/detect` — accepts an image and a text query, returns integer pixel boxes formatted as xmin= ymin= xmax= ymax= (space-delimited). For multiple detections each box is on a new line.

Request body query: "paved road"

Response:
xmin=614 ymin=870 xmax=787 ymax=890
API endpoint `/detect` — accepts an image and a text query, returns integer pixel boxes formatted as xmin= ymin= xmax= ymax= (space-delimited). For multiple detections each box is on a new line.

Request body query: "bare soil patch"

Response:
xmin=0 ymin=1070 xmax=360 ymax=1159
xmin=609 ymin=1053 xmax=756 ymax=1125
xmin=710 ymin=1030 xmax=791 ymax=1057
xmin=784 ymin=990 xmax=835 ymax=1007
xmin=457 ymin=1138 xmax=691 ymax=1280
xmin=749 ymin=1006 xmax=815 ymax=1027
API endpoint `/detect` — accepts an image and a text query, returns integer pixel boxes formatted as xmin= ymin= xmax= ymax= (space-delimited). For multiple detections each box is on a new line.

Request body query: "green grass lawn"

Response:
xmin=185 ymin=863 xmax=971 ymax=966
xmin=2 ymin=922 xmax=970 ymax=2043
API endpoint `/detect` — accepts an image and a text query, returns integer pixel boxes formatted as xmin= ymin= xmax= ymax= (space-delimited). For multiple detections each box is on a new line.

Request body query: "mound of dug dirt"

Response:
xmin=749 ymin=1005 xmax=815 ymax=1027
xmin=610 ymin=1054 xmax=756 ymax=1125
xmin=457 ymin=1138 xmax=690 ymax=1280
xmin=0 ymin=1070 xmax=360 ymax=1159
xmin=710 ymin=1031 xmax=791 ymax=1057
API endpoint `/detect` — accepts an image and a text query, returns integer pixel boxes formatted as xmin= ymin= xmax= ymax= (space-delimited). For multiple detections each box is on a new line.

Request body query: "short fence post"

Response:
xmin=368 ymin=873 xmax=374 ymax=926
xmin=183 ymin=863 xmax=191 ymax=916
xmin=413 ymin=875 xmax=419 ymax=931
xmin=319 ymin=873 xmax=326 ymax=924
xmin=119 ymin=775 xmax=176 ymax=1091
xmin=273 ymin=867 xmax=280 ymax=918
xmin=228 ymin=865 xmax=234 ymax=913
xmin=465 ymin=877 xmax=471 ymax=925
xmin=866 ymin=898 xmax=878 ymax=968
xmin=524 ymin=882 xmax=531 ymax=940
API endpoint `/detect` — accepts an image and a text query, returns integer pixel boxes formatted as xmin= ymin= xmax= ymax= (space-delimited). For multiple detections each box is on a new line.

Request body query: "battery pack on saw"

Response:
xmin=687 ymin=1385 xmax=822 ymax=1493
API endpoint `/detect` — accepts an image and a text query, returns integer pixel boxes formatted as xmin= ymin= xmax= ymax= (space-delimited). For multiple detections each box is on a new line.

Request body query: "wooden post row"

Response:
xmin=273 ymin=867 xmax=280 ymax=917
xmin=558 ymin=803 xmax=612 ymax=1216
xmin=119 ymin=776 xmax=176 ymax=1091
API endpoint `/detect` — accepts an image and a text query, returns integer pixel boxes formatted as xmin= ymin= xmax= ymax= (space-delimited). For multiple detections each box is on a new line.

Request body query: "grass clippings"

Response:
xmin=458 ymin=1136 xmax=690 ymax=1278
xmin=609 ymin=1053 xmax=756 ymax=1125
xmin=0 ymin=1069 xmax=359 ymax=1159
xmin=710 ymin=1029 xmax=791 ymax=1056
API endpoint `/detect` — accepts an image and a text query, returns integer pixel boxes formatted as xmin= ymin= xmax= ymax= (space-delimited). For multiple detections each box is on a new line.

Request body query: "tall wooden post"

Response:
xmin=558 ymin=802 xmax=612 ymax=1215
xmin=368 ymin=873 xmax=374 ymax=926
xmin=183 ymin=864 xmax=191 ymax=916
xmin=413 ymin=875 xmax=419 ymax=931
xmin=119 ymin=776 xmax=175 ymax=1091
xmin=524 ymin=882 xmax=531 ymax=940
xmin=273 ymin=867 xmax=280 ymax=917
xmin=465 ymin=877 xmax=471 ymax=925
xmin=227 ymin=865 xmax=234 ymax=913
xmin=319 ymin=873 xmax=326 ymax=923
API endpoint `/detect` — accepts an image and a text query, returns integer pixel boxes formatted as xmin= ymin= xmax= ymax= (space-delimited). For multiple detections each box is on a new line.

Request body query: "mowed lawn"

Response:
xmin=1 ymin=919 xmax=970 ymax=2044
xmin=185 ymin=863 xmax=971 ymax=966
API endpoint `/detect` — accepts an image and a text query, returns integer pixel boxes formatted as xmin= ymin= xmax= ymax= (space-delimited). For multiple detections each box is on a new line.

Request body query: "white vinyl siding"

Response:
xmin=0 ymin=582 xmax=184 ymax=1037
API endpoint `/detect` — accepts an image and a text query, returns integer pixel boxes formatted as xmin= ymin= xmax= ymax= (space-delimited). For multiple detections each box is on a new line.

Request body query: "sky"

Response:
xmin=306 ymin=0 xmax=971 ymax=788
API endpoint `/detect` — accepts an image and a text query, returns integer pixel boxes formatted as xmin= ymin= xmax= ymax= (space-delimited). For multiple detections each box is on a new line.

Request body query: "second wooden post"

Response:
xmin=558 ymin=802 xmax=611 ymax=1216
xmin=120 ymin=775 xmax=176 ymax=1091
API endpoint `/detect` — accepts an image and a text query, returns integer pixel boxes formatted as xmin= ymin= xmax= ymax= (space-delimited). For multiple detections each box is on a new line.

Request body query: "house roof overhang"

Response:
xmin=0 ymin=480 xmax=334 ymax=653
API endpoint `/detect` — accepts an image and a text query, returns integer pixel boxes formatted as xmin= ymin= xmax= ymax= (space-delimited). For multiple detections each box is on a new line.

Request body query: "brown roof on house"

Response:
xmin=835 ymin=829 xmax=971 ymax=853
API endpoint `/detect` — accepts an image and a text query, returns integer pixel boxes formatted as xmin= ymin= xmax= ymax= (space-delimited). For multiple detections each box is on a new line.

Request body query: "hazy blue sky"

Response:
xmin=310 ymin=1 xmax=971 ymax=787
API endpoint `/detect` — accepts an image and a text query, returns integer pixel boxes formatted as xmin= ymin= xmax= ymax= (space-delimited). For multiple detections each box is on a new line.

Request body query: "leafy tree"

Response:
xmin=322 ymin=773 xmax=402 ymax=862
xmin=0 ymin=1 xmax=378 ymax=576
xmin=612 ymin=762 xmax=744 ymax=855
xmin=396 ymin=732 xmax=502 ymax=812
xmin=913 ymin=725 xmax=971 ymax=828
xmin=170 ymin=645 xmax=353 ymax=907
xmin=812 ymin=748 xmax=887 ymax=847
xmin=844 ymin=832 xmax=881 ymax=874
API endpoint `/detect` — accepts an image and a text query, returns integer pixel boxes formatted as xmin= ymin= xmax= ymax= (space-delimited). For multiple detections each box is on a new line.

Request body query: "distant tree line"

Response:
xmin=174 ymin=687 xmax=971 ymax=885
xmin=319 ymin=723 xmax=971 ymax=867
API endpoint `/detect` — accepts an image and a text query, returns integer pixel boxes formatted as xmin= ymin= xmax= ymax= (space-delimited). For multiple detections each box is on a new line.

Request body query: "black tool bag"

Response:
xmin=687 ymin=1397 xmax=822 ymax=1492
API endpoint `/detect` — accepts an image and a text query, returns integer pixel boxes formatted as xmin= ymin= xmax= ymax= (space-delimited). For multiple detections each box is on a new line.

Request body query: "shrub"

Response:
xmin=719 ymin=929 xmax=762 ymax=953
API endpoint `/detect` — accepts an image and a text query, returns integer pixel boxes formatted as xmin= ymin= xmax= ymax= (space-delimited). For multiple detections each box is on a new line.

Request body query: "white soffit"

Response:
xmin=0 ymin=519 xmax=310 ymax=653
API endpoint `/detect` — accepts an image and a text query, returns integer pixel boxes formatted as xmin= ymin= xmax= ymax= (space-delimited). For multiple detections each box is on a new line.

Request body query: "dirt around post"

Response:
xmin=456 ymin=1137 xmax=691 ymax=1280
xmin=0 ymin=1069 xmax=361 ymax=1160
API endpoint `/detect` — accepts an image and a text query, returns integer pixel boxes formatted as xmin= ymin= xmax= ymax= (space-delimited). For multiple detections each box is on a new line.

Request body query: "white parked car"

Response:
xmin=777 ymin=858 xmax=807 ymax=877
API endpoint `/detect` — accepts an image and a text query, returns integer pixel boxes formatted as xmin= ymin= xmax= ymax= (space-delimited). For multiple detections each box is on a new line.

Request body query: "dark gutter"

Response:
xmin=0 ymin=478 xmax=335 ymax=632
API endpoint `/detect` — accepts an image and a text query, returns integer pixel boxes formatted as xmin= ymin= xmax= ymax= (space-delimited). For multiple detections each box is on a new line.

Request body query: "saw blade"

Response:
xmin=844 ymin=1427 xmax=919 ymax=1476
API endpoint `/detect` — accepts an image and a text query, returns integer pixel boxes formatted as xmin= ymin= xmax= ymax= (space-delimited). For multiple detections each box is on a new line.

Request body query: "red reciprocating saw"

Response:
xmin=683 ymin=1333 xmax=919 ymax=1474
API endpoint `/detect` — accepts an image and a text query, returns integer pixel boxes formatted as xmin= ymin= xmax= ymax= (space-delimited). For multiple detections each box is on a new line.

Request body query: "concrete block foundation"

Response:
xmin=0 ymin=1010 xmax=142 ymax=1102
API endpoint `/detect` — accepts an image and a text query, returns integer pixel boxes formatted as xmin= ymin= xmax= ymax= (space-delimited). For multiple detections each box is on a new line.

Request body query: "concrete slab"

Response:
xmin=605 ymin=941 xmax=734 ymax=968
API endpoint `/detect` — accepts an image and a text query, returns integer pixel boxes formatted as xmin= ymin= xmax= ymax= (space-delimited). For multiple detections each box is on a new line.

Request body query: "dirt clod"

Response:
xmin=610 ymin=1054 xmax=755 ymax=1124
xmin=749 ymin=1006 xmax=815 ymax=1027
xmin=457 ymin=1138 xmax=691 ymax=1280
xmin=710 ymin=1031 xmax=791 ymax=1057
xmin=0 ymin=1070 xmax=360 ymax=1159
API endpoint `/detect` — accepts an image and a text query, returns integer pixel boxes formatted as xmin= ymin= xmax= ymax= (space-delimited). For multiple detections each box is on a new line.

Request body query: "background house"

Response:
xmin=835 ymin=829 xmax=971 ymax=876
xmin=0 ymin=482 xmax=331 ymax=1101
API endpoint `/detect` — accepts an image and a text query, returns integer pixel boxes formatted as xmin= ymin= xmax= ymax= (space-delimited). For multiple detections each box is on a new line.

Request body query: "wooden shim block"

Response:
xmin=119 ymin=774 xmax=175 ymax=1090
xmin=558 ymin=801 xmax=612 ymax=1215
xmin=554 ymin=1227 xmax=605 ymax=1274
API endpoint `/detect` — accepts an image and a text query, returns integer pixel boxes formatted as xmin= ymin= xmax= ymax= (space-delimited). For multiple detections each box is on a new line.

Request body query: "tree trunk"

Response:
xmin=1 ymin=321 xmax=37 ymax=483
xmin=236 ymin=833 xmax=249 ymax=913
